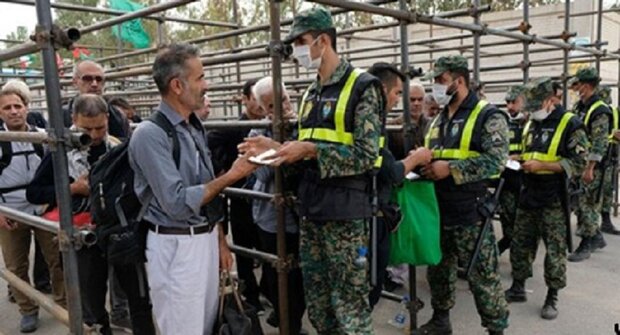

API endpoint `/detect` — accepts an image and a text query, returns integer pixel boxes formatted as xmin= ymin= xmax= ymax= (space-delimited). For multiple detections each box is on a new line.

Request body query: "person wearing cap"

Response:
xmin=417 ymin=55 xmax=509 ymax=335
xmin=567 ymin=67 xmax=613 ymax=262
xmin=594 ymin=86 xmax=620 ymax=235
xmin=505 ymin=77 xmax=588 ymax=319
xmin=497 ymin=85 xmax=527 ymax=254
xmin=366 ymin=62 xmax=432 ymax=309
xmin=239 ymin=7 xmax=383 ymax=334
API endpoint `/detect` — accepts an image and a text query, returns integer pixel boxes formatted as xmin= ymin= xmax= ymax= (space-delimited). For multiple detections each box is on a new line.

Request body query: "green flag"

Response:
xmin=109 ymin=0 xmax=151 ymax=49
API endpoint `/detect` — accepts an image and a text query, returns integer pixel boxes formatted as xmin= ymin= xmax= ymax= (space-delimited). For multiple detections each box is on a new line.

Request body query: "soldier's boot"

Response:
xmin=540 ymin=288 xmax=559 ymax=320
xmin=488 ymin=331 xmax=504 ymax=335
xmin=504 ymin=279 xmax=526 ymax=302
xmin=567 ymin=237 xmax=592 ymax=262
xmin=412 ymin=309 xmax=452 ymax=335
xmin=497 ymin=237 xmax=511 ymax=255
xmin=601 ymin=212 xmax=620 ymax=235
xmin=590 ymin=230 xmax=607 ymax=250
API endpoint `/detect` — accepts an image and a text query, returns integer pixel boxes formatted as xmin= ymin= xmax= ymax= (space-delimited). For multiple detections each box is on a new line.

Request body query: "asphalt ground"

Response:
xmin=0 ymin=217 xmax=619 ymax=335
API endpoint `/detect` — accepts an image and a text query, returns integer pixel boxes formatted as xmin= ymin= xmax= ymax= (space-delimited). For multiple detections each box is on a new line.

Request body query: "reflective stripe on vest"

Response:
xmin=509 ymin=143 xmax=523 ymax=152
xmin=424 ymin=100 xmax=489 ymax=159
xmin=583 ymin=100 xmax=607 ymax=128
xmin=521 ymin=112 xmax=574 ymax=174
xmin=297 ymin=68 xmax=363 ymax=145
xmin=613 ymin=107 xmax=619 ymax=131
xmin=374 ymin=136 xmax=385 ymax=168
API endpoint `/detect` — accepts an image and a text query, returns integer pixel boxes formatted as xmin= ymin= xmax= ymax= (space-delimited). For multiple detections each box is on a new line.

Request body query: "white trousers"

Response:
xmin=145 ymin=229 xmax=220 ymax=335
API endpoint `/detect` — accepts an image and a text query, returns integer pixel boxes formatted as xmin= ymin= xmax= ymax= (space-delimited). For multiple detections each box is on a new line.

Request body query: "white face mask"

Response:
xmin=530 ymin=108 xmax=549 ymax=121
xmin=432 ymin=83 xmax=453 ymax=106
xmin=293 ymin=39 xmax=323 ymax=70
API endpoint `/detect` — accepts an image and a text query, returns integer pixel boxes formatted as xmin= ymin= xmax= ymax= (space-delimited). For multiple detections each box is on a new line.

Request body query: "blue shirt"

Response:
xmin=129 ymin=101 xmax=214 ymax=227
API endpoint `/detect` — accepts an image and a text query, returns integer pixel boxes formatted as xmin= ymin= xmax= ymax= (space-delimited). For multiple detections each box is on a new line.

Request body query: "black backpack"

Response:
xmin=89 ymin=110 xmax=180 ymax=265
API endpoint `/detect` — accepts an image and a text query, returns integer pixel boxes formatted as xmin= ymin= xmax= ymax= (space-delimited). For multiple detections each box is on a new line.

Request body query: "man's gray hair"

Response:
xmin=409 ymin=81 xmax=425 ymax=92
xmin=73 ymin=94 xmax=108 ymax=118
xmin=153 ymin=43 xmax=201 ymax=95
xmin=252 ymin=76 xmax=287 ymax=106
xmin=72 ymin=60 xmax=103 ymax=79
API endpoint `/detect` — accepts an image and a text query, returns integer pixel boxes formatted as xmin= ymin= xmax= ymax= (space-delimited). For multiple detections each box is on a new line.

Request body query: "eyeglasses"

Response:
xmin=80 ymin=75 xmax=105 ymax=83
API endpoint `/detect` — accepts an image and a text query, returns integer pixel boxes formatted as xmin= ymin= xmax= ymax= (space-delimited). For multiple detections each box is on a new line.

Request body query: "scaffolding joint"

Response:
xmin=266 ymin=40 xmax=292 ymax=59
xmin=560 ymin=30 xmax=572 ymax=42
xmin=518 ymin=21 xmax=531 ymax=34
xmin=32 ymin=24 xmax=80 ymax=51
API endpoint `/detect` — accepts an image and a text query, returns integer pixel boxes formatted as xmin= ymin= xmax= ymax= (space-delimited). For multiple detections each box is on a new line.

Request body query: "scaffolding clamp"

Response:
xmin=31 ymin=24 xmax=80 ymax=50
xmin=267 ymin=40 xmax=293 ymax=59
xmin=518 ymin=21 xmax=531 ymax=34
xmin=560 ymin=30 xmax=572 ymax=42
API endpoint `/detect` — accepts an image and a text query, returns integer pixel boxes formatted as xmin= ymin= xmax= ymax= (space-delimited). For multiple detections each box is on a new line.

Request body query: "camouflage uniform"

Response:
xmin=498 ymin=85 xmax=526 ymax=250
xmin=285 ymin=8 xmax=382 ymax=334
xmin=297 ymin=60 xmax=381 ymax=334
xmin=573 ymin=98 xmax=610 ymax=238
xmin=510 ymin=79 xmax=589 ymax=289
xmin=596 ymin=87 xmax=618 ymax=216
xmin=421 ymin=56 xmax=510 ymax=333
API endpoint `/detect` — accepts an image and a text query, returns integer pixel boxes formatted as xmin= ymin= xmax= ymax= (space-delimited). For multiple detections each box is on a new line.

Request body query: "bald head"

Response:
xmin=73 ymin=60 xmax=105 ymax=95
xmin=409 ymin=82 xmax=425 ymax=121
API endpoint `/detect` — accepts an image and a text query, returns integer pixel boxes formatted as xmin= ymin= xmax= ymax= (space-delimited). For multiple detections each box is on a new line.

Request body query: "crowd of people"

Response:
xmin=0 ymin=5 xmax=618 ymax=335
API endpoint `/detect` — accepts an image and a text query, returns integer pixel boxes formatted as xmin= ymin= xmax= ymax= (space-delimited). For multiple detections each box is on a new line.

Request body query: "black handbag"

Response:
xmin=217 ymin=271 xmax=264 ymax=335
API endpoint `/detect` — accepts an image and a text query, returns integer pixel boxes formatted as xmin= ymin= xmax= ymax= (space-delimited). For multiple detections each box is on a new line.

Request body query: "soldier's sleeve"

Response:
xmin=559 ymin=127 xmax=589 ymax=179
xmin=449 ymin=112 xmax=509 ymax=185
xmin=314 ymin=85 xmax=382 ymax=179
xmin=587 ymin=112 xmax=610 ymax=162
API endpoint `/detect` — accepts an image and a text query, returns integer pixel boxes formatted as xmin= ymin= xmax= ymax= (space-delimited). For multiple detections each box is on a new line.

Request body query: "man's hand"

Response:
xmin=613 ymin=130 xmax=620 ymax=142
xmin=582 ymin=166 xmax=595 ymax=184
xmin=0 ymin=215 xmax=15 ymax=231
xmin=238 ymin=136 xmax=281 ymax=157
xmin=522 ymin=160 xmax=543 ymax=173
xmin=70 ymin=174 xmax=89 ymax=196
xmin=421 ymin=161 xmax=451 ymax=180
xmin=227 ymin=154 xmax=259 ymax=181
xmin=409 ymin=148 xmax=433 ymax=167
xmin=266 ymin=141 xmax=316 ymax=166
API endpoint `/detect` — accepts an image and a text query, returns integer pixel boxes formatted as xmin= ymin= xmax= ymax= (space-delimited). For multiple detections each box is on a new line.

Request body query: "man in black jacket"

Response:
xmin=63 ymin=60 xmax=130 ymax=139
xmin=207 ymin=79 xmax=267 ymax=312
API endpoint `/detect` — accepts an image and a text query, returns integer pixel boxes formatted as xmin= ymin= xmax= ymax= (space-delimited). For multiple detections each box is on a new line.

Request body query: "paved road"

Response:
xmin=1 ymin=217 xmax=619 ymax=334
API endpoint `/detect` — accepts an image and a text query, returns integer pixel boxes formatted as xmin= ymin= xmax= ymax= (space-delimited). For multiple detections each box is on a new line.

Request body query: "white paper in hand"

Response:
xmin=405 ymin=172 xmax=421 ymax=180
xmin=249 ymin=149 xmax=278 ymax=165
xmin=506 ymin=159 xmax=521 ymax=171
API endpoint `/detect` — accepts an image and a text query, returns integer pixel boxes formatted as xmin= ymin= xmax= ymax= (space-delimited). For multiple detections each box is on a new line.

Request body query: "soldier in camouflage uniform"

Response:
xmin=497 ymin=85 xmax=527 ymax=254
xmin=241 ymin=7 xmax=382 ymax=334
xmin=568 ymin=68 xmax=612 ymax=262
xmin=416 ymin=55 xmax=509 ymax=335
xmin=596 ymin=86 xmax=620 ymax=235
xmin=505 ymin=77 xmax=589 ymax=320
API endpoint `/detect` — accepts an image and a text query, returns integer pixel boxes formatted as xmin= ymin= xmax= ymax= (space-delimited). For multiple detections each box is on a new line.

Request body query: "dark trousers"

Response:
xmin=109 ymin=267 xmax=129 ymax=321
xmin=369 ymin=218 xmax=391 ymax=309
xmin=257 ymin=228 xmax=305 ymax=334
xmin=33 ymin=239 xmax=51 ymax=290
xmin=76 ymin=246 xmax=155 ymax=335
xmin=229 ymin=198 xmax=262 ymax=303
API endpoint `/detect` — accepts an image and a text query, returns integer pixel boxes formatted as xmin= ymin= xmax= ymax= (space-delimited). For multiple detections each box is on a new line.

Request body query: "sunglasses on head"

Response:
xmin=81 ymin=75 xmax=105 ymax=83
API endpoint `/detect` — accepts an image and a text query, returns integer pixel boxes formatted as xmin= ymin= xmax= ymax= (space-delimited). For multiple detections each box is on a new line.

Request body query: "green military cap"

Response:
xmin=283 ymin=7 xmax=334 ymax=44
xmin=597 ymin=86 xmax=612 ymax=104
xmin=505 ymin=85 xmax=525 ymax=101
xmin=567 ymin=67 xmax=601 ymax=86
xmin=523 ymin=77 xmax=554 ymax=110
xmin=423 ymin=55 xmax=469 ymax=80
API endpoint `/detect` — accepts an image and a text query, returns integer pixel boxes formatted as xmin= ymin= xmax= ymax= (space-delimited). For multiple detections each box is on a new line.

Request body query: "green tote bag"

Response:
xmin=389 ymin=180 xmax=442 ymax=266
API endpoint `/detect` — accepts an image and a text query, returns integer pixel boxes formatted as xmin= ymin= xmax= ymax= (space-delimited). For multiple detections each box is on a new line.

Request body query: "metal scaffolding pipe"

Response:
xmin=472 ymin=0 xmax=482 ymax=83
xmin=596 ymin=0 xmax=604 ymax=72
xmin=307 ymin=0 xmax=616 ymax=59
xmin=35 ymin=0 xmax=85 ymax=332
xmin=222 ymin=187 xmax=274 ymax=201
xmin=228 ymin=244 xmax=279 ymax=264
xmin=523 ymin=0 xmax=530 ymax=83
xmin=0 ymin=269 xmax=93 ymax=333
xmin=1 ymin=0 xmax=238 ymax=28
xmin=562 ymin=0 xmax=571 ymax=107
xmin=78 ymin=0 xmax=195 ymax=35
xmin=0 ymin=205 xmax=58 ymax=234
